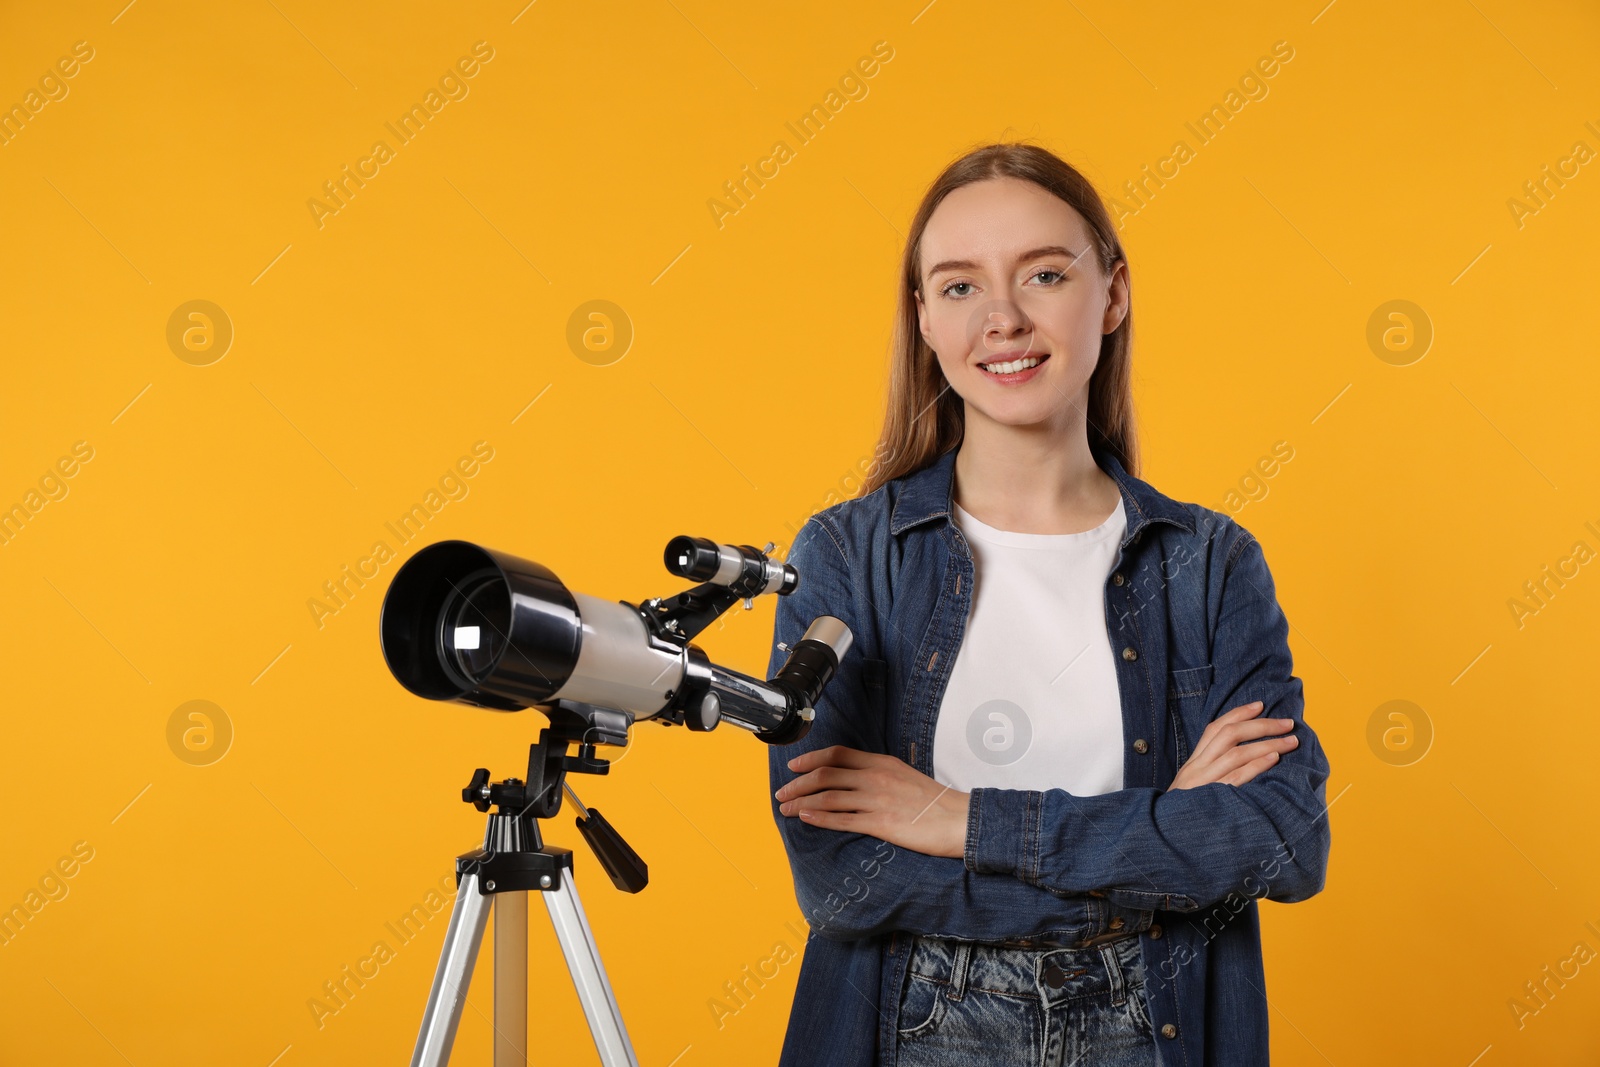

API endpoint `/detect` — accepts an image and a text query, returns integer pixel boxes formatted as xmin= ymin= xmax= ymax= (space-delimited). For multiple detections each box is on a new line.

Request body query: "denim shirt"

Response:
xmin=766 ymin=443 xmax=1332 ymax=1066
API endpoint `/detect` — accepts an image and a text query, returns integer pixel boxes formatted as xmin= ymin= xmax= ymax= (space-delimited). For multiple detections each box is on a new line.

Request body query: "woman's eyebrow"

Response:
xmin=923 ymin=245 xmax=1082 ymax=281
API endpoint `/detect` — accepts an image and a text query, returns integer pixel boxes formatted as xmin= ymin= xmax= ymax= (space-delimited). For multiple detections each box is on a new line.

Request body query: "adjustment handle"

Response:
xmin=575 ymin=807 xmax=649 ymax=894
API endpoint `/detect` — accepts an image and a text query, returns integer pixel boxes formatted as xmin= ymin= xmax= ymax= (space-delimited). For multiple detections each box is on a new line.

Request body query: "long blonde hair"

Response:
xmin=859 ymin=142 xmax=1139 ymax=496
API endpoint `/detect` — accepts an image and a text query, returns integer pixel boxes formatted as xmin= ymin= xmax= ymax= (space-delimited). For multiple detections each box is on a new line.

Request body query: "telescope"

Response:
xmin=379 ymin=535 xmax=850 ymax=744
xmin=376 ymin=534 xmax=853 ymax=1067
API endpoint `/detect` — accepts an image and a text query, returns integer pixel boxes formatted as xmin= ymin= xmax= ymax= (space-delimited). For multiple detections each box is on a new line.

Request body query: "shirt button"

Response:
xmin=1121 ymin=647 xmax=1137 ymax=661
xmin=1112 ymin=572 xmax=1125 ymax=586
xmin=1109 ymin=916 xmax=1125 ymax=930
xmin=1149 ymin=923 xmax=1163 ymax=939
xmin=1132 ymin=738 xmax=1149 ymax=754
xmin=1161 ymin=1023 xmax=1178 ymax=1039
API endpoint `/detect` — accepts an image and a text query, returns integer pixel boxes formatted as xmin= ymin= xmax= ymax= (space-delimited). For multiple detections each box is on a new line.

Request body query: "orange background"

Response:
xmin=2 ymin=1 xmax=1598 ymax=1064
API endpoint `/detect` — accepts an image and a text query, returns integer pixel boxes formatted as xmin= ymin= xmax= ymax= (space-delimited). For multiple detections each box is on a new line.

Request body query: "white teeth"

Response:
xmin=982 ymin=355 xmax=1043 ymax=375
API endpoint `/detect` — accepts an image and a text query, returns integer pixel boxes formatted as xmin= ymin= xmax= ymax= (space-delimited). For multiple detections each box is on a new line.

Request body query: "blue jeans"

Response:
xmin=893 ymin=932 xmax=1161 ymax=1066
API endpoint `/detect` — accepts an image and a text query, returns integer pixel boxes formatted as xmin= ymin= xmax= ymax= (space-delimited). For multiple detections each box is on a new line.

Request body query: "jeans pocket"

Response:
xmin=896 ymin=972 xmax=946 ymax=1039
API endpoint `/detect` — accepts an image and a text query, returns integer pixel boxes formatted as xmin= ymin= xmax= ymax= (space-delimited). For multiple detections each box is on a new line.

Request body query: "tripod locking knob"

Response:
xmin=463 ymin=768 xmax=492 ymax=811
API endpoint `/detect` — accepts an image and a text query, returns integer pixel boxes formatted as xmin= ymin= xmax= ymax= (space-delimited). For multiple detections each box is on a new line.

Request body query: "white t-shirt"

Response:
xmin=932 ymin=496 xmax=1128 ymax=796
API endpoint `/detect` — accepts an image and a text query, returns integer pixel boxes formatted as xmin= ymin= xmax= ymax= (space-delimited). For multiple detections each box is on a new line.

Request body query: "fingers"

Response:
xmin=1191 ymin=704 xmax=1294 ymax=766
xmin=794 ymin=807 xmax=861 ymax=830
xmin=780 ymin=747 xmax=891 ymax=804
xmin=1221 ymin=747 xmax=1283 ymax=787
xmin=779 ymin=789 xmax=863 ymax=817
xmin=777 ymin=764 xmax=882 ymax=822
xmin=776 ymin=762 xmax=874 ymax=804
xmin=1188 ymin=701 xmax=1266 ymax=764
xmin=1207 ymin=734 xmax=1300 ymax=780
xmin=1169 ymin=709 xmax=1300 ymax=790
xmin=1219 ymin=700 xmax=1268 ymax=722
xmin=1214 ymin=716 xmax=1297 ymax=747
xmin=786 ymin=745 xmax=881 ymax=773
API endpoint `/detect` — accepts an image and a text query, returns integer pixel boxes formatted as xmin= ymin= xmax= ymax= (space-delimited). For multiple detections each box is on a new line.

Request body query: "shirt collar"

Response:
xmin=887 ymin=443 xmax=1196 ymax=547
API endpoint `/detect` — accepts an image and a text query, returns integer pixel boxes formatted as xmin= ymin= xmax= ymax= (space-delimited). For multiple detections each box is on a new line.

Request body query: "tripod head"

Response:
xmin=458 ymin=699 xmax=648 ymax=893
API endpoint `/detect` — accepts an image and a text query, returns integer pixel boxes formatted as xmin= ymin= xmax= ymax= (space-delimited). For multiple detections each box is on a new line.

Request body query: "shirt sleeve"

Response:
xmin=963 ymin=528 xmax=1333 ymax=913
xmin=767 ymin=515 xmax=1114 ymax=943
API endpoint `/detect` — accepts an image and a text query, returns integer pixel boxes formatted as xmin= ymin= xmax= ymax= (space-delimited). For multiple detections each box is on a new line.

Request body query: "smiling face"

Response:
xmin=914 ymin=176 xmax=1128 ymax=435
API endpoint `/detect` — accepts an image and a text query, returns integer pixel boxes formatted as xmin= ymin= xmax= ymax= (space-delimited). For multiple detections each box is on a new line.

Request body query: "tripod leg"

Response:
xmin=494 ymin=890 xmax=528 ymax=1066
xmin=544 ymin=875 xmax=640 ymax=1067
xmin=412 ymin=870 xmax=493 ymax=1067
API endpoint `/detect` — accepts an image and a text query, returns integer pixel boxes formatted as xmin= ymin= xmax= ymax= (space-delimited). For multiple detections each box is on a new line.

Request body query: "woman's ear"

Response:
xmin=914 ymin=288 xmax=933 ymax=346
xmin=1102 ymin=261 xmax=1130 ymax=335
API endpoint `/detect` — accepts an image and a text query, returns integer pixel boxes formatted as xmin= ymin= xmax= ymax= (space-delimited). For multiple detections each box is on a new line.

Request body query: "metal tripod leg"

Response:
xmin=412 ymin=869 xmax=493 ymax=1067
xmin=544 ymin=874 xmax=639 ymax=1067
xmin=410 ymin=866 xmax=638 ymax=1067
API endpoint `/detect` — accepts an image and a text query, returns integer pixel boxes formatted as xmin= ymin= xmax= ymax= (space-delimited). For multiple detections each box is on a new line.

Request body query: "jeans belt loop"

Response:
xmin=1100 ymin=940 xmax=1129 ymax=1007
xmin=946 ymin=940 xmax=972 ymax=1001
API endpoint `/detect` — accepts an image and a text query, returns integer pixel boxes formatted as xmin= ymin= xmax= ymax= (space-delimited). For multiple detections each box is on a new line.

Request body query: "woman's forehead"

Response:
xmin=920 ymin=180 xmax=1091 ymax=274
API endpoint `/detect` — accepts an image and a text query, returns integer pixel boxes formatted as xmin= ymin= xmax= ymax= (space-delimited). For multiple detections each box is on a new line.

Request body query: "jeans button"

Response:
xmin=1109 ymin=916 xmax=1125 ymax=931
xmin=1149 ymin=923 xmax=1163 ymax=939
xmin=1044 ymin=964 xmax=1083 ymax=989
xmin=1121 ymin=647 xmax=1137 ymax=661
xmin=1161 ymin=1023 xmax=1178 ymax=1039
xmin=1132 ymin=738 xmax=1149 ymax=754
xmin=1112 ymin=572 xmax=1125 ymax=586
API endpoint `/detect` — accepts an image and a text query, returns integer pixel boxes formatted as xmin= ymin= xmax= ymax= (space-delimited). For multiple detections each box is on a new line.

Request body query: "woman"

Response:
xmin=766 ymin=142 xmax=1332 ymax=1066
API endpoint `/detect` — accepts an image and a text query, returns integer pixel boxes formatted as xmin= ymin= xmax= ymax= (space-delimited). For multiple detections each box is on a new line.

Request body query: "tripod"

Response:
xmin=412 ymin=701 xmax=650 ymax=1067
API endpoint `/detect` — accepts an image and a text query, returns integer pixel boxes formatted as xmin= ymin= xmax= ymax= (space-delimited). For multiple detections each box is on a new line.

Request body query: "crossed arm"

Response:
xmin=766 ymin=516 xmax=1331 ymax=941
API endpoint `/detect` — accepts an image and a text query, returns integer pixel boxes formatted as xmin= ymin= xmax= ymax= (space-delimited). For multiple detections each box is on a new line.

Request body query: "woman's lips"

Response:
xmin=977 ymin=352 xmax=1049 ymax=383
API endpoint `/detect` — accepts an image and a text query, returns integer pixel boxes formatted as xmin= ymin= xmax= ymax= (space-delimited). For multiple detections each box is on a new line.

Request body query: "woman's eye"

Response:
xmin=940 ymin=271 xmax=1061 ymax=298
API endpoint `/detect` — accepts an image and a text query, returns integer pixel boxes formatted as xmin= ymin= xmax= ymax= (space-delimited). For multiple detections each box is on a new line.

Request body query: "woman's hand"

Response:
xmin=1169 ymin=700 xmax=1299 ymax=790
xmin=775 ymin=746 xmax=970 ymax=858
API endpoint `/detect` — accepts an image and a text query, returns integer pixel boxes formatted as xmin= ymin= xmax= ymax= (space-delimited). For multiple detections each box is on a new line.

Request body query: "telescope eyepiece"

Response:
xmin=663 ymin=535 xmax=797 ymax=597
xmin=664 ymin=536 xmax=723 ymax=582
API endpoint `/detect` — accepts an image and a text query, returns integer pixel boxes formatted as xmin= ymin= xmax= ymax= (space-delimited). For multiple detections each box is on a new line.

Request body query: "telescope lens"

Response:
xmin=381 ymin=540 xmax=583 ymax=710
xmin=439 ymin=571 xmax=510 ymax=686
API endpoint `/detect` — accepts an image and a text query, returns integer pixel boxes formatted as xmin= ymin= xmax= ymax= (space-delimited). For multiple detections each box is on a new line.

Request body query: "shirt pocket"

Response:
xmin=1166 ymin=663 xmax=1214 ymax=766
